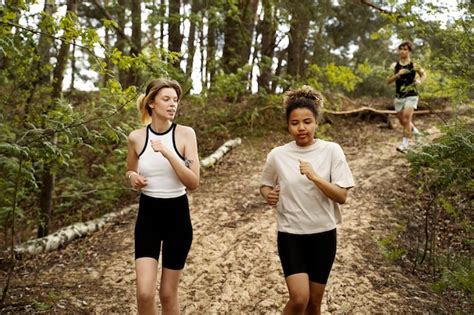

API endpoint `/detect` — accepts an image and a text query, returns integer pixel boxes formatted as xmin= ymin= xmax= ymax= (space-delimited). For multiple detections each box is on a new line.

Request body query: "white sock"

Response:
xmin=402 ymin=137 xmax=409 ymax=146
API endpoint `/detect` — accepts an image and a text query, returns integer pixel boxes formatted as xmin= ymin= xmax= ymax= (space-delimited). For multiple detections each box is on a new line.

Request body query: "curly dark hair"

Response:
xmin=284 ymin=85 xmax=324 ymax=123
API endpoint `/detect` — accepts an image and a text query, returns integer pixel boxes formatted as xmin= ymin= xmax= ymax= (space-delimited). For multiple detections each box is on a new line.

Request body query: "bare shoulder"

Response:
xmin=128 ymin=127 xmax=147 ymax=143
xmin=175 ymin=124 xmax=196 ymax=139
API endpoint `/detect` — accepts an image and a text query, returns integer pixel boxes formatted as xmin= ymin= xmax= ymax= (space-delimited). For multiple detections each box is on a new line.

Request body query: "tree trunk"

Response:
xmin=149 ymin=0 xmax=157 ymax=47
xmin=70 ymin=41 xmax=76 ymax=90
xmin=185 ymin=0 xmax=201 ymax=78
xmin=116 ymin=0 xmax=128 ymax=87
xmin=257 ymin=0 xmax=277 ymax=93
xmin=199 ymin=12 xmax=206 ymax=89
xmin=101 ymin=0 xmax=111 ymax=86
xmin=287 ymin=2 xmax=310 ymax=80
xmin=205 ymin=0 xmax=217 ymax=89
xmin=222 ymin=0 xmax=258 ymax=74
xmin=52 ymin=0 xmax=77 ymax=99
xmin=26 ymin=0 xmax=55 ymax=107
xmin=0 ymin=0 xmax=21 ymax=70
xmin=168 ymin=0 xmax=183 ymax=69
xmin=272 ymin=48 xmax=287 ymax=93
xmin=159 ymin=0 xmax=165 ymax=51
xmin=38 ymin=0 xmax=77 ymax=238
xmin=28 ymin=0 xmax=55 ymax=237
xmin=128 ymin=0 xmax=142 ymax=87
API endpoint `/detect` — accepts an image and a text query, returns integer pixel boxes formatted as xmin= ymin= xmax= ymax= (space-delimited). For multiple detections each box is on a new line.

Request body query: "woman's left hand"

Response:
xmin=150 ymin=139 xmax=172 ymax=158
xmin=299 ymin=159 xmax=318 ymax=181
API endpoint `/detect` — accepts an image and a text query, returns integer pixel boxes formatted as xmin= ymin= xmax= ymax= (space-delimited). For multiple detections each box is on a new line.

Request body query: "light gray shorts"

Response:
xmin=394 ymin=96 xmax=419 ymax=112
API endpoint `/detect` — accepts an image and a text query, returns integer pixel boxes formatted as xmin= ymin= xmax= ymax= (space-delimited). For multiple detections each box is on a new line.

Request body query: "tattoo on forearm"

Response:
xmin=185 ymin=158 xmax=193 ymax=168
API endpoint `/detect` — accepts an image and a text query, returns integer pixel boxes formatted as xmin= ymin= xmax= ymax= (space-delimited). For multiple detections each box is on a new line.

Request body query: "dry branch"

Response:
xmin=324 ymin=106 xmax=445 ymax=116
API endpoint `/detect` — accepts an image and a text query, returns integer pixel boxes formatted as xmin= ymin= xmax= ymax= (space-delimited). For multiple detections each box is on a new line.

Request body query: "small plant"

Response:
xmin=375 ymin=223 xmax=408 ymax=262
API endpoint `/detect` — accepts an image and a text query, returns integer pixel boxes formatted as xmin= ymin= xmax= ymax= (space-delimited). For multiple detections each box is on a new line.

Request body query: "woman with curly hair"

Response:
xmin=260 ymin=86 xmax=354 ymax=314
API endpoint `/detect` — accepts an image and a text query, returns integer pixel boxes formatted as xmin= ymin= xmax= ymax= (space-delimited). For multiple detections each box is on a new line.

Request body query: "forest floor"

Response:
xmin=1 ymin=112 xmax=461 ymax=313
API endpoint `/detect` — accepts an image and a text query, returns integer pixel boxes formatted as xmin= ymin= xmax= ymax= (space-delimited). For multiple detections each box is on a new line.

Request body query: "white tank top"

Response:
xmin=138 ymin=123 xmax=186 ymax=198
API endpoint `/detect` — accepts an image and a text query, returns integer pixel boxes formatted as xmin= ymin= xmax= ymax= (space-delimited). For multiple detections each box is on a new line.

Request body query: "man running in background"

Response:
xmin=387 ymin=41 xmax=426 ymax=152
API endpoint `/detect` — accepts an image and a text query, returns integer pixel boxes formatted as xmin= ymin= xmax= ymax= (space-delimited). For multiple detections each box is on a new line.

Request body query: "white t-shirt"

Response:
xmin=261 ymin=139 xmax=355 ymax=234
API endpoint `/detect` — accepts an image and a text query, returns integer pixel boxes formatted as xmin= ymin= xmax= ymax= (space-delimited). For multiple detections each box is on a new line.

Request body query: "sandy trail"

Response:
xmin=2 ymin=119 xmax=446 ymax=313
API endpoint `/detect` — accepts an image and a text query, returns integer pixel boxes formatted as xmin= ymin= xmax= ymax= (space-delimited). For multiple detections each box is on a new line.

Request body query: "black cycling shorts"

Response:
xmin=134 ymin=193 xmax=193 ymax=270
xmin=277 ymin=229 xmax=337 ymax=284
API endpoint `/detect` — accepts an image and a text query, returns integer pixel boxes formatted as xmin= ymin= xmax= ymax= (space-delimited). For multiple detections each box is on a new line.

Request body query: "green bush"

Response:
xmin=406 ymin=122 xmax=473 ymax=297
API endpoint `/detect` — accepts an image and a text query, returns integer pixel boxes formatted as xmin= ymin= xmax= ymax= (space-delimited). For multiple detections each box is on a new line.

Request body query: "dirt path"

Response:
xmin=2 ymin=118 xmax=448 ymax=313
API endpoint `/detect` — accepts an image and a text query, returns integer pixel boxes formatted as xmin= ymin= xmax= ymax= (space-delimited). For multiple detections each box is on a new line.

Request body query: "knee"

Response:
xmin=308 ymin=299 xmax=322 ymax=311
xmin=290 ymin=293 xmax=309 ymax=310
xmin=159 ymin=289 xmax=178 ymax=307
xmin=399 ymin=116 xmax=407 ymax=126
xmin=137 ymin=288 xmax=155 ymax=307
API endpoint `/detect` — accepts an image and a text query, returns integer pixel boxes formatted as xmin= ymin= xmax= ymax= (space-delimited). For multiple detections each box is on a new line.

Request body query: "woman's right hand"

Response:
xmin=265 ymin=185 xmax=280 ymax=206
xmin=130 ymin=173 xmax=148 ymax=189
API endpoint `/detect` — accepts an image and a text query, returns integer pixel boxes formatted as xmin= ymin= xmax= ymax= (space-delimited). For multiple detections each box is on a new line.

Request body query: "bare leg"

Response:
xmin=159 ymin=268 xmax=182 ymax=315
xmin=283 ymin=273 xmax=310 ymax=315
xmin=305 ymin=282 xmax=326 ymax=315
xmin=136 ymin=258 xmax=159 ymax=315
xmin=402 ymin=107 xmax=415 ymax=139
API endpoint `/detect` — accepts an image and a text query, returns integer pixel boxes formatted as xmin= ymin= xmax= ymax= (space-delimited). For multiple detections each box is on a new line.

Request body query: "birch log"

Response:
xmin=200 ymin=138 xmax=242 ymax=168
xmin=12 ymin=138 xmax=242 ymax=255
xmin=13 ymin=205 xmax=136 ymax=255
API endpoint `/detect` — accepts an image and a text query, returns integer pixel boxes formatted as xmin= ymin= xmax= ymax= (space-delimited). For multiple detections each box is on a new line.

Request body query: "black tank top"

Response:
xmin=395 ymin=61 xmax=418 ymax=98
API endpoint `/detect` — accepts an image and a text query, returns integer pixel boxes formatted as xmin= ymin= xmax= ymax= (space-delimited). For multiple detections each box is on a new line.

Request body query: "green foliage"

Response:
xmin=405 ymin=122 xmax=473 ymax=297
xmin=210 ymin=66 xmax=252 ymax=102
xmin=307 ymin=63 xmax=363 ymax=94
xmin=432 ymin=259 xmax=473 ymax=299
xmin=375 ymin=224 xmax=408 ymax=262
xmin=407 ymin=124 xmax=474 ymax=215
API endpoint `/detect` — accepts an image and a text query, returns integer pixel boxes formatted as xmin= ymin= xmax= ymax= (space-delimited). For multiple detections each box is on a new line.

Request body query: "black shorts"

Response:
xmin=135 ymin=193 xmax=193 ymax=270
xmin=277 ymin=229 xmax=337 ymax=284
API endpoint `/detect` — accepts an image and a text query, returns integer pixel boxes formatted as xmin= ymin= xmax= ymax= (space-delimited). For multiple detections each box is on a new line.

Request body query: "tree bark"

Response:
xmin=115 ymin=0 xmax=129 ymax=87
xmin=200 ymin=138 xmax=242 ymax=168
xmin=34 ymin=0 xmax=56 ymax=238
xmin=159 ymin=0 xmax=165 ymax=51
xmin=287 ymin=3 xmax=310 ymax=80
xmin=128 ymin=0 xmax=142 ymax=87
xmin=169 ymin=0 xmax=183 ymax=69
xmin=257 ymin=0 xmax=277 ymax=93
xmin=38 ymin=0 xmax=77 ymax=238
xmin=205 ymin=0 xmax=217 ymax=89
xmin=52 ymin=0 xmax=77 ymax=99
xmin=185 ymin=0 xmax=201 ymax=78
xmin=222 ymin=0 xmax=258 ymax=74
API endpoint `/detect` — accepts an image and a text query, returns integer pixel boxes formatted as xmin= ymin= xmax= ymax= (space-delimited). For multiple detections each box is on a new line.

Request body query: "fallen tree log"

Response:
xmin=13 ymin=205 xmax=136 ymax=255
xmin=12 ymin=138 xmax=242 ymax=256
xmin=200 ymin=138 xmax=242 ymax=169
xmin=324 ymin=106 xmax=440 ymax=116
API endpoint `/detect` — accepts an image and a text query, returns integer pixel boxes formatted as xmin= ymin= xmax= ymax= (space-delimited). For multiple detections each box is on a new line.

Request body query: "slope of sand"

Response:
xmin=1 ymin=118 xmax=448 ymax=313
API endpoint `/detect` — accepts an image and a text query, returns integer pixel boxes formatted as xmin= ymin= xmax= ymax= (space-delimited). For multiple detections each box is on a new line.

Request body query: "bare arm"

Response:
xmin=415 ymin=64 xmax=426 ymax=84
xmin=126 ymin=131 xmax=148 ymax=189
xmin=299 ymin=160 xmax=348 ymax=204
